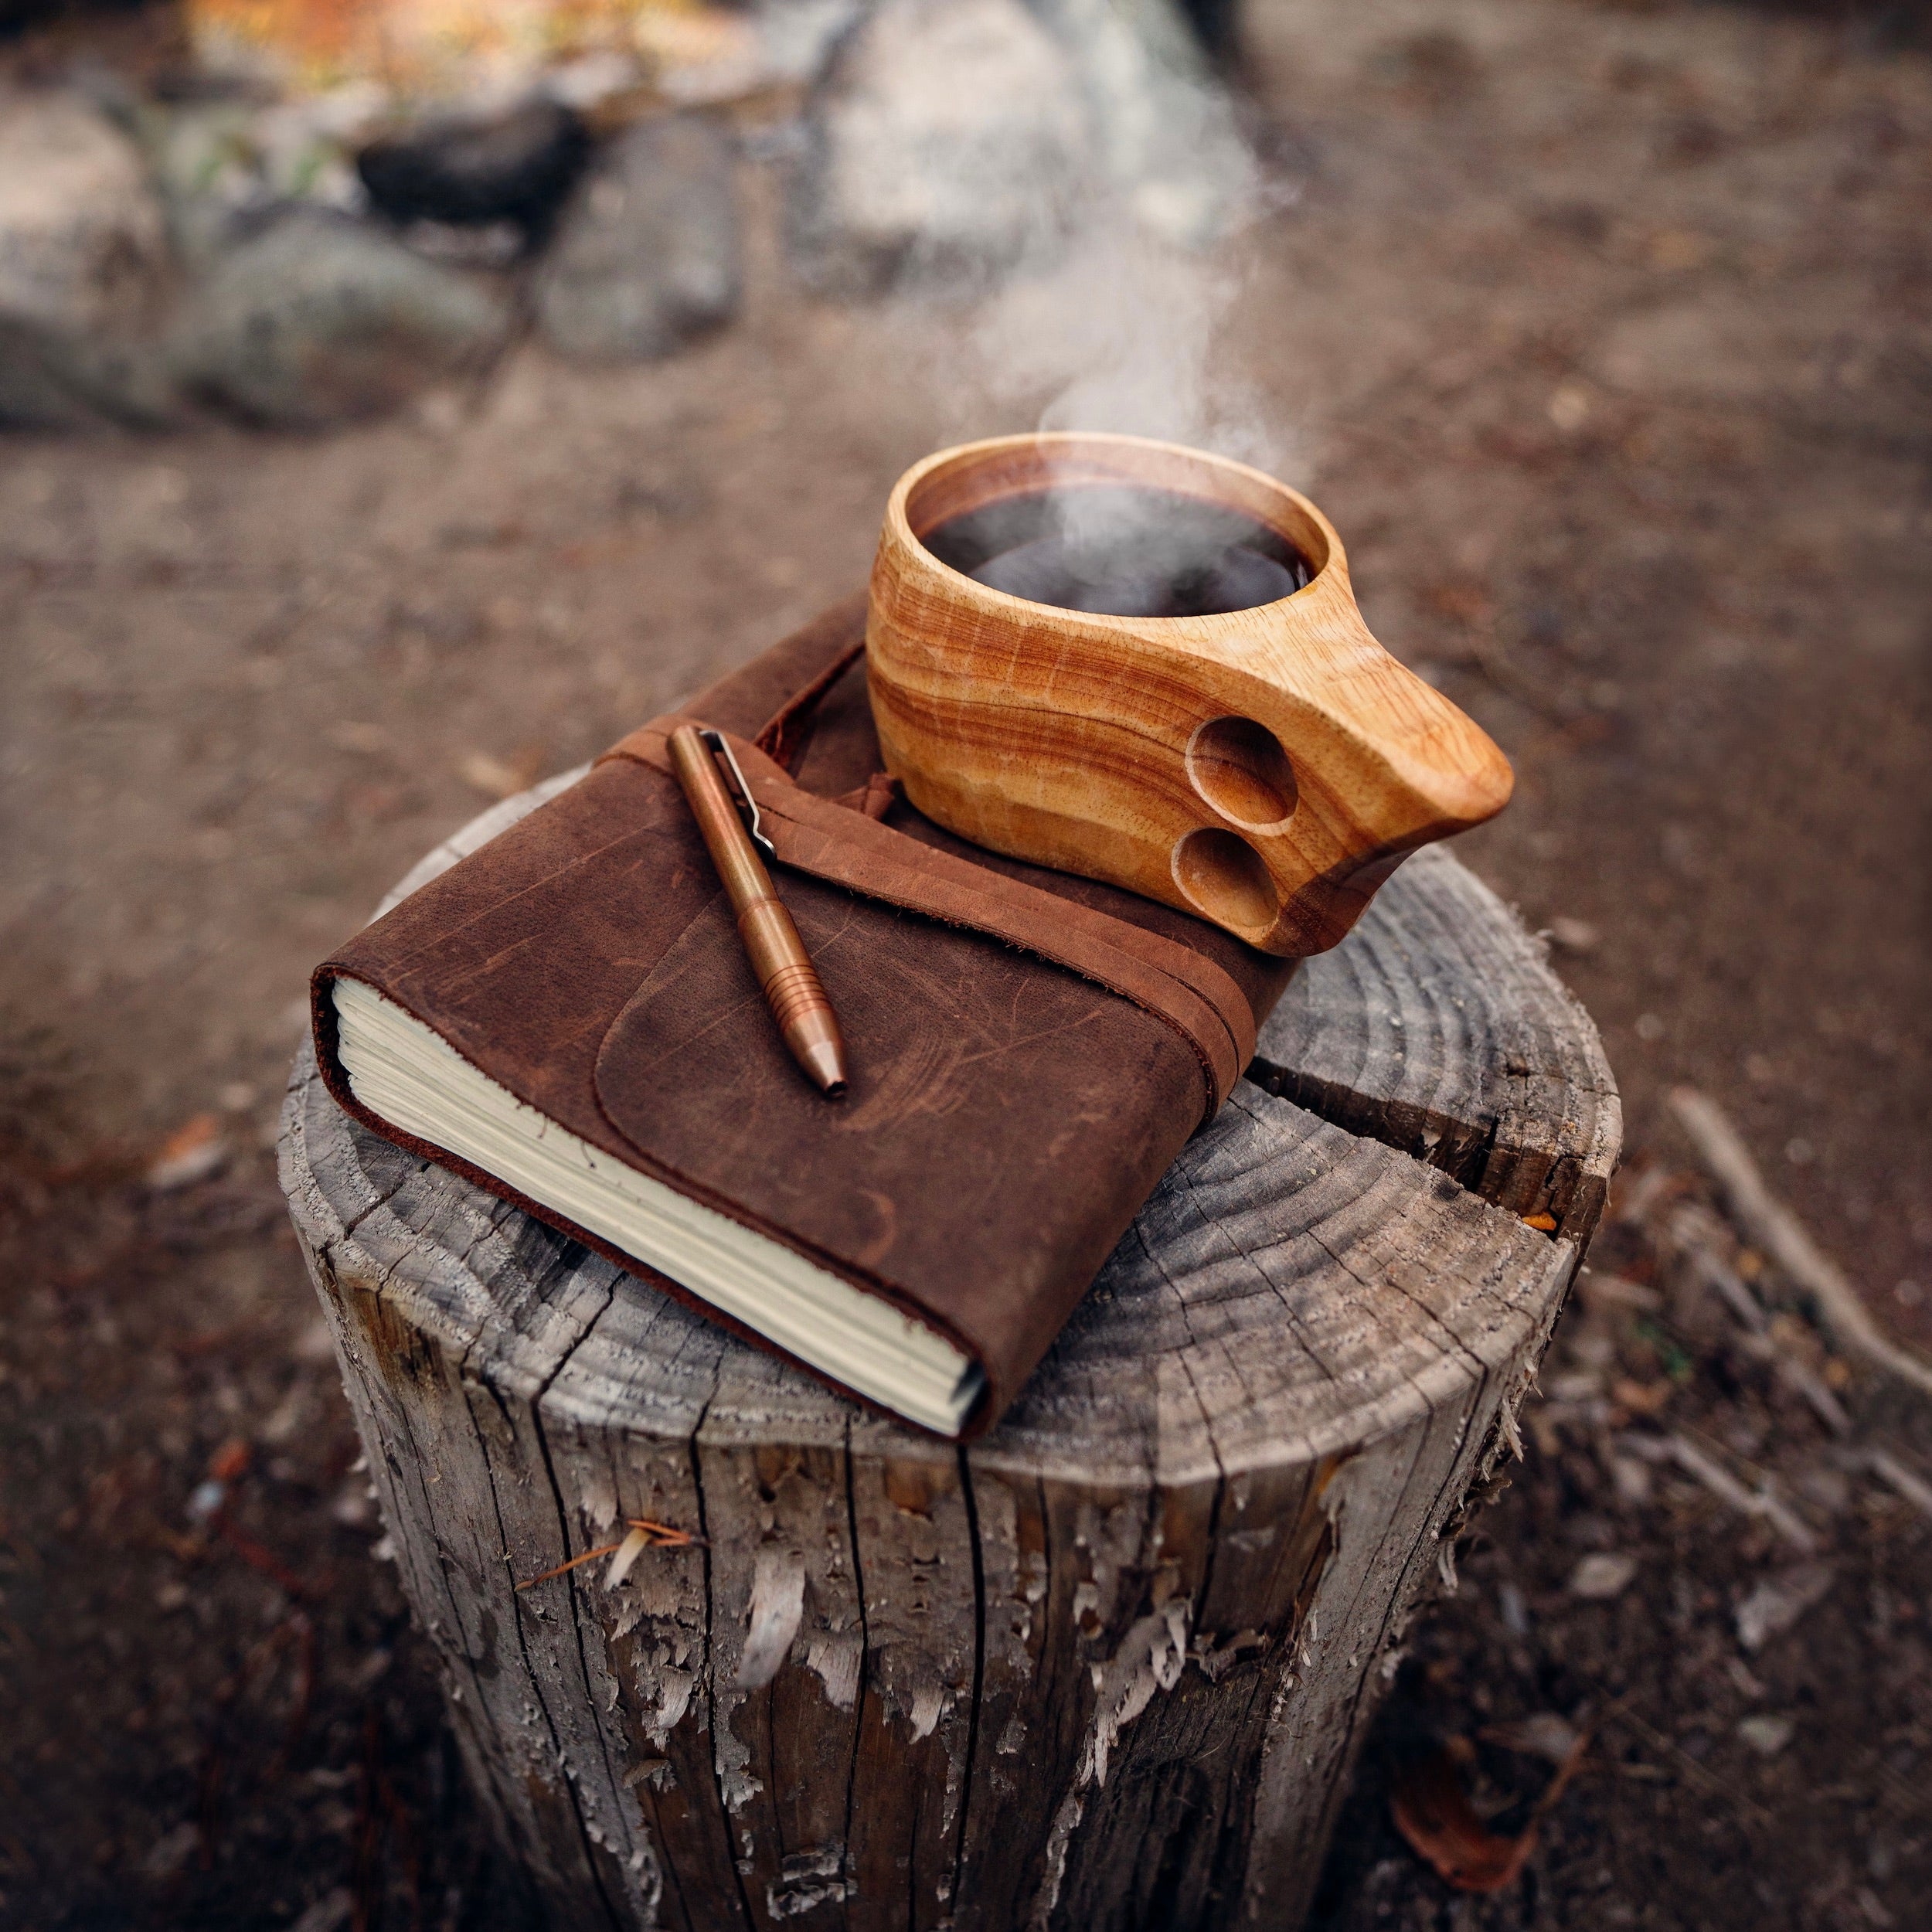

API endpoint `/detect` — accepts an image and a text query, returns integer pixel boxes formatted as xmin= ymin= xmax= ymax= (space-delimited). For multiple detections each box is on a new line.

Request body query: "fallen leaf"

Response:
xmin=140 ymin=1820 xmax=200 ymax=1881
xmin=1522 ymin=1212 xmax=1558 ymax=1233
xmin=146 ymin=1112 xmax=229 ymax=1190
xmin=1611 ymin=1376 xmax=1673 ymax=1416
xmin=1648 ymin=226 xmax=1713 ymax=270
xmin=288 ymin=1888 xmax=354 ymax=1932
xmin=1569 ymin=1553 xmax=1638 ymax=1600
xmin=457 ymin=747 xmax=545 ymax=800
xmin=1736 ymin=1715 xmax=1794 ymax=1757
xmin=1393 ymin=1719 xmax=1594 ymax=1893
xmin=1735 ymin=1563 xmax=1835 ymax=1651
xmin=1548 ymin=916 xmax=1600 ymax=954
xmin=1392 ymin=1750 xmax=1538 ymax=1891
xmin=1546 ymin=383 xmax=1593 ymax=433
xmin=1610 ymin=1456 xmax=1653 ymax=1507
xmin=1427 ymin=582 xmax=1495 ymax=627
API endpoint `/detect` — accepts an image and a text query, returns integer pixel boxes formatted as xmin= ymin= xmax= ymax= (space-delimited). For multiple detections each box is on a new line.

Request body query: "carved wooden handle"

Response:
xmin=866 ymin=433 xmax=1513 ymax=957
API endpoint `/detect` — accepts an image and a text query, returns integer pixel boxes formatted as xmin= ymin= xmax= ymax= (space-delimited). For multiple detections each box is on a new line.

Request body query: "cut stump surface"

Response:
xmin=280 ymin=767 xmax=1617 ymax=1932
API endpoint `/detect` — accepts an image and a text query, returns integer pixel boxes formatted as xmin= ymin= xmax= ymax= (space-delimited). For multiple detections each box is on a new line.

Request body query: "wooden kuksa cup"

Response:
xmin=866 ymin=432 xmax=1514 ymax=957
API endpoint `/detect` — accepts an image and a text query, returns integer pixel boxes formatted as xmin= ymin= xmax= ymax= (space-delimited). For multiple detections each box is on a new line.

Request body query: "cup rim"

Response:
xmin=888 ymin=431 xmax=1338 ymax=622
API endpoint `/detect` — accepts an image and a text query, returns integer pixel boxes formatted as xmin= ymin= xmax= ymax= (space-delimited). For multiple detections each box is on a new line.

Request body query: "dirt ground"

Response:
xmin=2 ymin=0 xmax=1928 ymax=1925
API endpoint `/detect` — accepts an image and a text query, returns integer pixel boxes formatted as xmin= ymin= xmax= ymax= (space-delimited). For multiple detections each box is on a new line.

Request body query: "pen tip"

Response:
xmin=799 ymin=1039 xmax=849 ymax=1097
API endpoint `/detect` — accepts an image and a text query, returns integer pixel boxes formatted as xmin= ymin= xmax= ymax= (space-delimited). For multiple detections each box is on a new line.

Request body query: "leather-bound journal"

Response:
xmin=311 ymin=597 xmax=1298 ymax=1437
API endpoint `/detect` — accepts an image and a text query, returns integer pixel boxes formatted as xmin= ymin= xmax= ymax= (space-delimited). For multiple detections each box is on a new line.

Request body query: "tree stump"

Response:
xmin=278 ymin=774 xmax=1617 ymax=1932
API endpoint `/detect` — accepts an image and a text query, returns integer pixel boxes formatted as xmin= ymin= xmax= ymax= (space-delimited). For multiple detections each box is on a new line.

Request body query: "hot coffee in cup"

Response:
xmin=866 ymin=434 xmax=1512 ymax=956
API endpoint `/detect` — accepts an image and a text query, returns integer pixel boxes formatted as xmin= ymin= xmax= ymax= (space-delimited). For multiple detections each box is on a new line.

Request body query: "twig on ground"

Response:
xmin=352 ymin=1706 xmax=423 ymax=1932
xmin=1657 ymin=1200 xmax=1851 ymax=1431
xmin=1665 ymin=1201 xmax=1767 ymax=1333
xmin=1577 ymin=1271 xmax=1662 ymax=1314
xmin=265 ymin=1613 xmax=318 ymax=1781
xmin=1600 ymin=1702 xmax=1774 ymax=1828
xmin=1622 ymin=1428 xmax=1818 ymax=1552
xmin=212 ymin=1512 xmax=314 ymax=1600
xmin=1745 ymin=1330 xmax=1852 ymax=1435
xmin=1608 ymin=1160 xmax=1682 ymax=1230
xmin=1867 ymin=1449 xmax=1932 ymax=1521
xmin=1668 ymin=1087 xmax=1932 ymax=1401
xmin=181 ymin=1607 xmax=319 ymax=1881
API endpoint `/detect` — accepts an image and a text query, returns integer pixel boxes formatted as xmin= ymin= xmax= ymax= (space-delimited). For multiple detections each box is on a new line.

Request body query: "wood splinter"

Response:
xmin=515 ymin=1519 xmax=699 ymax=1592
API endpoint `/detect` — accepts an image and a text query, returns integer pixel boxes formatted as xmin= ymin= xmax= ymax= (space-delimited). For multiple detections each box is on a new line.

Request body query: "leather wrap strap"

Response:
xmin=602 ymin=716 xmax=1257 ymax=1121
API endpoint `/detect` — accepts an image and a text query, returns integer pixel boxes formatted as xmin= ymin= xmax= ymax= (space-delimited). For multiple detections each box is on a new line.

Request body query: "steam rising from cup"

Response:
xmin=803 ymin=0 xmax=1308 ymax=590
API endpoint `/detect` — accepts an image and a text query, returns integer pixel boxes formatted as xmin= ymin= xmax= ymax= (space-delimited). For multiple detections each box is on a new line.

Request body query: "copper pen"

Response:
xmin=668 ymin=723 xmax=849 ymax=1097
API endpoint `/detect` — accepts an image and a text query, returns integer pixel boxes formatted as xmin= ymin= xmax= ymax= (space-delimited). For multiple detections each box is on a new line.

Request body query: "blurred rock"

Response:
xmin=1173 ymin=0 xmax=1241 ymax=60
xmin=1035 ymin=0 xmax=1258 ymax=245
xmin=789 ymin=0 xmax=1093 ymax=291
xmin=397 ymin=219 xmax=527 ymax=269
xmin=549 ymin=2 xmax=862 ymax=110
xmin=140 ymin=101 xmax=271 ymax=270
xmin=0 ymin=316 xmax=106 ymax=430
xmin=251 ymin=87 xmax=386 ymax=210
xmin=536 ymin=115 xmax=740 ymax=362
xmin=169 ymin=207 xmax=512 ymax=427
xmin=0 ymin=90 xmax=171 ymax=338
xmin=631 ymin=2 xmax=774 ymax=106
xmin=357 ymin=100 xmax=591 ymax=235
xmin=788 ymin=0 xmax=1257 ymax=291
xmin=0 ymin=315 xmax=185 ymax=430
xmin=139 ymin=87 xmax=386 ymax=270
xmin=751 ymin=0 xmax=870 ymax=88
xmin=539 ymin=50 xmax=651 ymax=115
xmin=0 ymin=93 xmax=187 ymax=431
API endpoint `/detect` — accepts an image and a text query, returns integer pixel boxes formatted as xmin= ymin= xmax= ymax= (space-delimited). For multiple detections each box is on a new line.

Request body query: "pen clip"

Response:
xmin=698 ymin=729 xmax=774 ymax=859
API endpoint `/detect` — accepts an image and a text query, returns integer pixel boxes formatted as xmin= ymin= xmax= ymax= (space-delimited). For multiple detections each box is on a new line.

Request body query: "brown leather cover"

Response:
xmin=311 ymin=597 xmax=1298 ymax=1437
xmin=605 ymin=723 xmax=1258 ymax=1118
